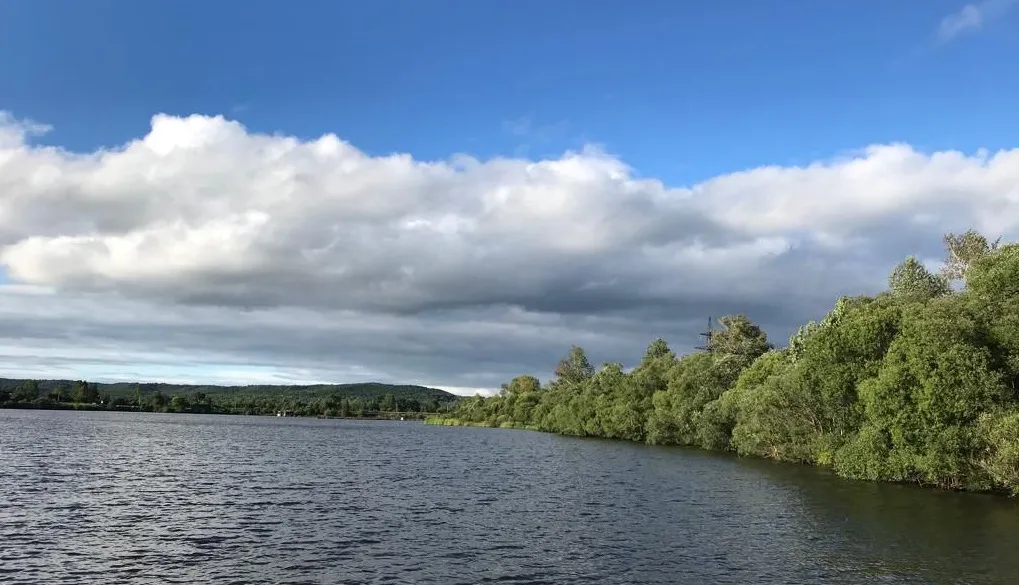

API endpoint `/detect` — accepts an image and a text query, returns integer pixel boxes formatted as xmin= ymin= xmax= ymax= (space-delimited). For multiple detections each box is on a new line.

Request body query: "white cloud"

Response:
xmin=0 ymin=112 xmax=1018 ymax=392
xmin=0 ymin=112 xmax=51 ymax=148
xmin=937 ymin=0 xmax=1018 ymax=42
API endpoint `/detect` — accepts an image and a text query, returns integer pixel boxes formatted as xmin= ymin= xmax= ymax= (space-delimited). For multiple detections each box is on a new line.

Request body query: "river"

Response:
xmin=1 ymin=409 xmax=1016 ymax=584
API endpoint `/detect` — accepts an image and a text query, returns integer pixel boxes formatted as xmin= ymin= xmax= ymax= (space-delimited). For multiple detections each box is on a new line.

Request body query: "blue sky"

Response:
xmin=1 ymin=1 xmax=1018 ymax=392
xmin=2 ymin=0 xmax=1017 ymax=184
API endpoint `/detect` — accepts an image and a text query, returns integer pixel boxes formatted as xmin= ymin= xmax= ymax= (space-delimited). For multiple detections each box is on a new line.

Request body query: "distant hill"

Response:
xmin=0 ymin=378 xmax=458 ymax=402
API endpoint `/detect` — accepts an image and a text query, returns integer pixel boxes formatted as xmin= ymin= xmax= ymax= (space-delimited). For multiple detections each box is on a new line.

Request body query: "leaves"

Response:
xmin=437 ymin=231 xmax=1019 ymax=495
xmin=553 ymin=345 xmax=595 ymax=385
xmin=889 ymin=256 xmax=950 ymax=301
xmin=941 ymin=229 xmax=1001 ymax=283
xmin=966 ymin=244 xmax=1019 ymax=301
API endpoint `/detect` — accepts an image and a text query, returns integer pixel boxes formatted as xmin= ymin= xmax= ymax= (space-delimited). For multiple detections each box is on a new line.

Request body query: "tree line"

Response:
xmin=0 ymin=380 xmax=458 ymax=418
xmin=432 ymin=230 xmax=1019 ymax=495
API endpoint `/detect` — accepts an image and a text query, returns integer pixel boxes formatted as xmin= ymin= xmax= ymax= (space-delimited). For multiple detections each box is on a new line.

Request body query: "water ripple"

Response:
xmin=2 ymin=410 xmax=1018 ymax=584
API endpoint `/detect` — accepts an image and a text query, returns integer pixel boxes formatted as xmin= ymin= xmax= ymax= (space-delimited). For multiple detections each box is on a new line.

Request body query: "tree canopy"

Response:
xmin=889 ymin=256 xmax=950 ymax=300
xmin=434 ymin=230 xmax=1019 ymax=496
xmin=941 ymin=229 xmax=1001 ymax=283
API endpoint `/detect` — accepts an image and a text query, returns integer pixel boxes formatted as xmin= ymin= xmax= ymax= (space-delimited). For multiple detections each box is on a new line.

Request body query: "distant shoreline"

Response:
xmin=0 ymin=378 xmax=460 ymax=419
xmin=0 ymin=402 xmax=439 ymax=420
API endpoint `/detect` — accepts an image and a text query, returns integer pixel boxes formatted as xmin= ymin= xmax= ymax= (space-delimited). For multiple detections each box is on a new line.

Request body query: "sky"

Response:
xmin=0 ymin=0 xmax=1017 ymax=395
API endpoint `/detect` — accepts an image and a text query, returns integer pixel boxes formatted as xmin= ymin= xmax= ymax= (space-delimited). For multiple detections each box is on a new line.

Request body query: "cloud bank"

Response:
xmin=1 ymin=112 xmax=1018 ymax=393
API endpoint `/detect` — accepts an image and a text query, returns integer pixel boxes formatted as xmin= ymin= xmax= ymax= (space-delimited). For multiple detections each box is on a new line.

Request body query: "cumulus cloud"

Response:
xmin=0 ymin=112 xmax=1017 ymax=392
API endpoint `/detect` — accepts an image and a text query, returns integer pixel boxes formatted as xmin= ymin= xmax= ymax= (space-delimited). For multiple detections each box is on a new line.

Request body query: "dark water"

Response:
xmin=1 ymin=410 xmax=1017 ymax=584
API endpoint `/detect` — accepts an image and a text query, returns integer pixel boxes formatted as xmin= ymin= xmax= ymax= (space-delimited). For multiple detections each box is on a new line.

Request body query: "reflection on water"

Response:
xmin=1 ymin=409 xmax=1016 ymax=584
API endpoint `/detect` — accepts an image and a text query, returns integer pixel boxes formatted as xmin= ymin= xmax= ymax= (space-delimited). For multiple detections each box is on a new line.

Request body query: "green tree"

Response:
xmin=941 ymin=229 xmax=1000 ymax=284
xmin=152 ymin=390 xmax=169 ymax=410
xmin=699 ymin=349 xmax=788 ymax=452
xmin=646 ymin=353 xmax=729 ymax=446
xmin=72 ymin=380 xmax=89 ymax=403
xmin=727 ymin=357 xmax=822 ymax=463
xmin=642 ymin=338 xmax=673 ymax=362
xmin=708 ymin=314 xmax=773 ymax=385
xmin=553 ymin=345 xmax=595 ymax=385
xmin=794 ymin=294 xmax=904 ymax=452
xmin=84 ymin=382 xmax=100 ymax=404
xmin=170 ymin=394 xmax=190 ymax=412
xmin=583 ymin=363 xmax=642 ymax=441
xmin=889 ymin=256 xmax=950 ymax=300
xmin=503 ymin=375 xmax=541 ymax=395
xmin=847 ymin=297 xmax=1008 ymax=490
xmin=433 ymin=231 xmax=1019 ymax=496
xmin=189 ymin=392 xmax=211 ymax=413
xmin=977 ymin=410 xmax=1019 ymax=494
xmin=966 ymin=244 xmax=1019 ymax=301
xmin=13 ymin=380 xmax=40 ymax=403
xmin=632 ymin=339 xmax=677 ymax=396
xmin=788 ymin=296 xmax=852 ymax=363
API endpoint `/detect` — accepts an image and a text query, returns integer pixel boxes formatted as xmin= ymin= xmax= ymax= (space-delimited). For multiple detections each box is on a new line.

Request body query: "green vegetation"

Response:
xmin=0 ymin=379 xmax=458 ymax=419
xmin=433 ymin=230 xmax=1019 ymax=495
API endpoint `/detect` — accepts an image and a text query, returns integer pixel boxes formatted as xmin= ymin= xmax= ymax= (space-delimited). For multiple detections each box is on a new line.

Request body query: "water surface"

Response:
xmin=1 ymin=410 xmax=1017 ymax=584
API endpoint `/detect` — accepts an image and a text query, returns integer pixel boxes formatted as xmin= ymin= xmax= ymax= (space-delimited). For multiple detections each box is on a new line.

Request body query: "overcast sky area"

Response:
xmin=0 ymin=1 xmax=1018 ymax=395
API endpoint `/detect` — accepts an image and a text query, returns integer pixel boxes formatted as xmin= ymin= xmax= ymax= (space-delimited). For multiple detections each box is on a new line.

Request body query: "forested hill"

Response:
xmin=0 ymin=379 xmax=455 ymax=402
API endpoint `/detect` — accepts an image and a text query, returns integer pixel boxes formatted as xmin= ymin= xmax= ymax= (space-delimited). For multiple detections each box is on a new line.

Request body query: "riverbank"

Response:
xmin=435 ymin=234 xmax=1019 ymax=497
xmin=424 ymin=413 xmax=1019 ymax=496
xmin=424 ymin=417 xmax=537 ymax=430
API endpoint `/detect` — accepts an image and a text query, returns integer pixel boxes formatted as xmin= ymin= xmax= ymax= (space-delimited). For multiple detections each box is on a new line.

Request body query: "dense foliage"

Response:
xmin=434 ymin=231 xmax=1019 ymax=495
xmin=0 ymin=379 xmax=458 ymax=418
